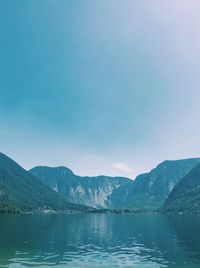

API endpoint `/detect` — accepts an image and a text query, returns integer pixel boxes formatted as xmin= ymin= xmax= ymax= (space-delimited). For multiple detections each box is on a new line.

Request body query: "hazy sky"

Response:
xmin=1 ymin=0 xmax=200 ymax=178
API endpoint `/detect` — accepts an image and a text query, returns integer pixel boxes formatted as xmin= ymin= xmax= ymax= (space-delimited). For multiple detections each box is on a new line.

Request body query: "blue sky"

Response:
xmin=1 ymin=0 xmax=200 ymax=178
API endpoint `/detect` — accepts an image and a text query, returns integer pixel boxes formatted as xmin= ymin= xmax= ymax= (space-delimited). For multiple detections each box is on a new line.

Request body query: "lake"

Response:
xmin=0 ymin=214 xmax=200 ymax=267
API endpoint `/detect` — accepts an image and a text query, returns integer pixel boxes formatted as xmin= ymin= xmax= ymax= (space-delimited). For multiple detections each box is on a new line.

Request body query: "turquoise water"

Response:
xmin=0 ymin=214 xmax=200 ymax=267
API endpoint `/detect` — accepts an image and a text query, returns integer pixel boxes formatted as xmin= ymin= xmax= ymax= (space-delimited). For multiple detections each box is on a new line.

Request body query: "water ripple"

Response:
xmin=1 ymin=214 xmax=200 ymax=267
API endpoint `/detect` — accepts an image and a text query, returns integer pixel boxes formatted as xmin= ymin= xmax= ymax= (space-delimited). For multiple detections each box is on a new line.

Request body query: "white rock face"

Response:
xmin=67 ymin=180 xmax=124 ymax=208
xmin=52 ymin=184 xmax=58 ymax=192
xmin=169 ymin=181 xmax=174 ymax=192
xmin=88 ymin=183 xmax=114 ymax=208
xmin=69 ymin=185 xmax=87 ymax=205
xmin=29 ymin=166 xmax=130 ymax=209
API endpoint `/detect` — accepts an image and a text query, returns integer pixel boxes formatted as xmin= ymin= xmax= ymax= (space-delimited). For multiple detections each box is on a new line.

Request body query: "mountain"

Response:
xmin=162 ymin=162 xmax=200 ymax=213
xmin=29 ymin=166 xmax=130 ymax=209
xmin=2 ymin=152 xmax=199 ymax=213
xmin=0 ymin=152 xmax=90 ymax=212
xmin=109 ymin=158 xmax=200 ymax=211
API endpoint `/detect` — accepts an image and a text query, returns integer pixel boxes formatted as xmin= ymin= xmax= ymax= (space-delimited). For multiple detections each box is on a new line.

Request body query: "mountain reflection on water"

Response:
xmin=0 ymin=214 xmax=200 ymax=267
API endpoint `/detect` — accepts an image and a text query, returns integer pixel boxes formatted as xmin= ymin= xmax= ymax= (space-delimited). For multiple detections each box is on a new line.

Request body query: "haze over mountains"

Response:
xmin=0 ymin=151 xmax=200 ymax=213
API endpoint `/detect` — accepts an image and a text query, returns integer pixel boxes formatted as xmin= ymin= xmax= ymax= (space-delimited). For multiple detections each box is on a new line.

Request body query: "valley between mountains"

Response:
xmin=0 ymin=152 xmax=200 ymax=214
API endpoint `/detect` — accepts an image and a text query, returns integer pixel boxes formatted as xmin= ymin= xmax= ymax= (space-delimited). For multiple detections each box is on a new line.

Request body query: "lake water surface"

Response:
xmin=0 ymin=214 xmax=200 ymax=267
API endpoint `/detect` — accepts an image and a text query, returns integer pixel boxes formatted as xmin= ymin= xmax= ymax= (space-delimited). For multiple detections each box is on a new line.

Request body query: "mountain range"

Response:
xmin=0 ymin=153 xmax=91 ymax=213
xmin=30 ymin=166 xmax=130 ymax=209
xmin=109 ymin=159 xmax=200 ymax=211
xmin=30 ymin=159 xmax=200 ymax=211
xmin=0 ymin=151 xmax=200 ymax=213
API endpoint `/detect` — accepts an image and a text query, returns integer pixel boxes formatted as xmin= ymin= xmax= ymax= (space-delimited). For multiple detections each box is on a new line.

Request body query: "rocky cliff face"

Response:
xmin=0 ymin=152 xmax=90 ymax=212
xmin=30 ymin=158 xmax=200 ymax=211
xmin=30 ymin=166 xmax=130 ymax=209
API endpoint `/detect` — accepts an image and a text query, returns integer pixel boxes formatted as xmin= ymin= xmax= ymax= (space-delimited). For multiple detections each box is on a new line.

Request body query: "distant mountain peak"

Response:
xmin=156 ymin=158 xmax=200 ymax=168
xmin=30 ymin=165 xmax=74 ymax=175
xmin=0 ymin=152 xmax=88 ymax=212
xmin=110 ymin=158 xmax=200 ymax=211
